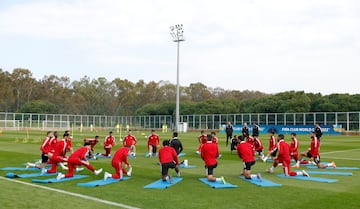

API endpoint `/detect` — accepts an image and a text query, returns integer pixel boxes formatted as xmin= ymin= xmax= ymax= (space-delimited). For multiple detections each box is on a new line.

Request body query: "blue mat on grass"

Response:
xmin=77 ymin=177 xmax=130 ymax=187
xmin=178 ymin=153 xmax=186 ymax=157
xmin=1 ymin=167 xmax=42 ymax=171
xmin=179 ymin=164 xmax=196 ymax=168
xmin=95 ymin=155 xmax=112 ymax=159
xmin=276 ymin=174 xmax=337 ymax=183
xmin=239 ymin=176 xmax=282 ymax=187
xmin=5 ymin=172 xmax=57 ymax=178
xmin=295 ymin=170 xmax=352 ymax=176
xmin=144 ymin=177 xmax=183 ymax=189
xmin=199 ymin=178 xmax=238 ymax=189
xmin=306 ymin=166 xmax=359 ymax=170
xmin=32 ymin=175 xmax=89 ymax=183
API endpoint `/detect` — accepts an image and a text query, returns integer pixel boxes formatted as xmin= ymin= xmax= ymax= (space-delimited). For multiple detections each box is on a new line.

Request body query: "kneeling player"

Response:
xmin=158 ymin=140 xmax=180 ymax=183
xmin=237 ymin=136 xmax=262 ymax=181
xmin=104 ymin=147 xmax=132 ymax=180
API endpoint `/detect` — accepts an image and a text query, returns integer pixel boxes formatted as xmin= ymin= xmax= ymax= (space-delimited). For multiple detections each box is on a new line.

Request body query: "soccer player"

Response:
xmin=158 ymin=140 xmax=180 ymax=183
xmin=230 ymin=135 xmax=239 ymax=154
xmin=103 ymin=131 xmax=116 ymax=157
xmin=104 ymin=147 xmax=132 ymax=180
xmin=237 ymin=135 xmax=262 ymax=180
xmin=211 ymin=131 xmax=219 ymax=144
xmin=293 ymin=132 xmax=336 ymax=169
xmin=147 ymin=130 xmax=160 ymax=157
xmin=122 ymin=130 xmax=137 ymax=156
xmin=27 ymin=131 xmax=54 ymax=169
xmin=266 ymin=134 xmax=309 ymax=177
xmin=262 ymin=131 xmax=277 ymax=162
xmin=57 ymin=141 xmax=103 ymax=180
xmin=225 ymin=121 xmax=233 ymax=147
xmin=196 ymin=130 xmax=207 ymax=154
xmin=45 ymin=133 xmax=69 ymax=174
xmin=253 ymin=135 xmax=265 ymax=160
xmin=242 ymin=123 xmax=249 ymax=138
xmin=201 ymin=134 xmax=226 ymax=184
xmin=170 ymin=132 xmax=183 ymax=155
xmin=84 ymin=136 xmax=99 ymax=159
xmin=252 ymin=122 xmax=260 ymax=137
xmin=290 ymin=133 xmax=300 ymax=168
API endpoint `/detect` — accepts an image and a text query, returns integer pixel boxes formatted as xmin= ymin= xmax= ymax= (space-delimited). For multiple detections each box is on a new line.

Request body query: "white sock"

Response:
xmin=215 ymin=178 xmax=221 ymax=183
xmin=296 ymin=171 xmax=302 ymax=176
xmin=250 ymin=174 xmax=257 ymax=179
xmin=27 ymin=163 xmax=36 ymax=167
xmin=326 ymin=163 xmax=333 ymax=167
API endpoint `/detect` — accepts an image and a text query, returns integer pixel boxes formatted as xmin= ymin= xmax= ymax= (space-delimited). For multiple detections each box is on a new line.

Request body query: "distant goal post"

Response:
xmin=42 ymin=120 xmax=71 ymax=130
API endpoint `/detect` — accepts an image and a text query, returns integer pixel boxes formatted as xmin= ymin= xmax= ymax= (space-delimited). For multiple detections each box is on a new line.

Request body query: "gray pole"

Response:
xmin=170 ymin=24 xmax=185 ymax=132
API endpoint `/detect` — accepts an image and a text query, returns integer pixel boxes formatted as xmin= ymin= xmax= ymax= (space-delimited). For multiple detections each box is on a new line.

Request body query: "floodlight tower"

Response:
xmin=170 ymin=24 xmax=185 ymax=132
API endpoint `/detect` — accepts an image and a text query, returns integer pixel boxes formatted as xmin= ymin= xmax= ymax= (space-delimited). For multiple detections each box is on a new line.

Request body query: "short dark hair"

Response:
xmin=63 ymin=133 xmax=70 ymax=138
xmin=84 ymin=141 xmax=91 ymax=146
xmin=173 ymin=132 xmax=178 ymax=137
xmin=163 ymin=140 xmax=170 ymax=146
xmin=206 ymin=134 xmax=212 ymax=141
xmin=278 ymin=134 xmax=284 ymax=140
xmin=291 ymin=132 xmax=296 ymax=136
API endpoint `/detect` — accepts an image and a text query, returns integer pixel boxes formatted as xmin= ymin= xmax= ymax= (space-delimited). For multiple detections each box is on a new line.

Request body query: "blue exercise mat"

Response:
xmin=145 ymin=152 xmax=158 ymax=157
xmin=276 ymin=174 xmax=337 ymax=183
xmin=96 ymin=155 xmax=112 ymax=159
xmin=144 ymin=177 xmax=183 ymax=189
xmin=32 ymin=175 xmax=89 ymax=183
xmin=199 ymin=178 xmax=238 ymax=189
xmin=77 ymin=177 xmax=130 ymax=187
xmin=178 ymin=153 xmax=186 ymax=157
xmin=239 ymin=176 xmax=282 ymax=187
xmin=0 ymin=167 xmax=42 ymax=171
xmin=179 ymin=164 xmax=196 ymax=168
xmin=5 ymin=172 xmax=57 ymax=178
xmin=295 ymin=170 xmax=352 ymax=176
xmin=306 ymin=166 xmax=360 ymax=170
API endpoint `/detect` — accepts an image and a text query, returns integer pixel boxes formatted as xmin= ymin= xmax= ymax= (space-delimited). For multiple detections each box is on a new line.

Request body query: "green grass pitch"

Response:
xmin=0 ymin=130 xmax=359 ymax=209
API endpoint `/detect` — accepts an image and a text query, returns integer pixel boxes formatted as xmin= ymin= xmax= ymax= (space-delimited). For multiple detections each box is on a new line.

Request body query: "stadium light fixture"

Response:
xmin=170 ymin=24 xmax=185 ymax=132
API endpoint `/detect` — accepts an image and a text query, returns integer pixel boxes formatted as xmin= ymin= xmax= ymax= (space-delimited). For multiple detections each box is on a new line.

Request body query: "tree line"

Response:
xmin=1 ymin=68 xmax=359 ymax=116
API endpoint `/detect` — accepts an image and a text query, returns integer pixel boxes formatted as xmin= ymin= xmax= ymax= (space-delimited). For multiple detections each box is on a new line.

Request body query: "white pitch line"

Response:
xmin=0 ymin=177 xmax=140 ymax=209
xmin=321 ymin=148 xmax=360 ymax=155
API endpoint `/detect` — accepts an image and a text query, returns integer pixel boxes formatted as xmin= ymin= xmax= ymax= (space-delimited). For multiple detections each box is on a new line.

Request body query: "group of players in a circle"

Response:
xmin=26 ymin=123 xmax=336 ymax=184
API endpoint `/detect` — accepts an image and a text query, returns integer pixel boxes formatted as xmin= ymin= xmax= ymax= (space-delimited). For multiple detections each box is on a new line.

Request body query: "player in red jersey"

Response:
xmin=103 ymin=131 xmax=115 ymax=157
xmin=253 ymin=135 xmax=265 ymax=160
xmin=294 ymin=132 xmax=336 ymax=169
xmin=262 ymin=131 xmax=278 ymax=162
xmin=201 ymin=134 xmax=226 ymax=184
xmin=237 ymin=136 xmax=262 ymax=180
xmin=158 ymin=140 xmax=180 ymax=183
xmin=45 ymin=133 xmax=69 ymax=174
xmin=211 ymin=131 xmax=219 ymax=144
xmin=123 ymin=130 xmax=137 ymax=156
xmin=289 ymin=133 xmax=300 ymax=168
xmin=84 ymin=136 xmax=99 ymax=159
xmin=266 ymin=134 xmax=309 ymax=177
xmin=104 ymin=147 xmax=132 ymax=180
xmin=147 ymin=130 xmax=160 ymax=157
xmin=26 ymin=131 xmax=54 ymax=169
xmin=57 ymin=141 xmax=103 ymax=180
xmin=196 ymin=130 xmax=208 ymax=154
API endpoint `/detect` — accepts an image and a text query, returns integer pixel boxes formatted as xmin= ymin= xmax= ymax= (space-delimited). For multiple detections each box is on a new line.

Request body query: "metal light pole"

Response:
xmin=170 ymin=24 xmax=185 ymax=132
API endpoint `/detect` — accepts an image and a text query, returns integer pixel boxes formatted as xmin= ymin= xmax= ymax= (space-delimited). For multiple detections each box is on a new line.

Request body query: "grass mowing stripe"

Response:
xmin=0 ymin=176 xmax=140 ymax=209
xmin=321 ymin=148 xmax=360 ymax=155
xmin=321 ymin=156 xmax=360 ymax=161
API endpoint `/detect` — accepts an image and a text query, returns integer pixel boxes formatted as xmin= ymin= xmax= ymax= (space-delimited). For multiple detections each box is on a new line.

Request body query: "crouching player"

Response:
xmin=104 ymin=147 xmax=132 ymax=180
xmin=237 ymin=135 xmax=262 ymax=181
xmin=57 ymin=141 xmax=103 ymax=180
xmin=44 ymin=133 xmax=69 ymax=174
xmin=158 ymin=140 xmax=180 ymax=183
xmin=84 ymin=136 xmax=99 ymax=159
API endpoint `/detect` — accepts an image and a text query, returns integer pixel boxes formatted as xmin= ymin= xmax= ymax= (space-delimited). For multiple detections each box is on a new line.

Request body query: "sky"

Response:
xmin=0 ymin=0 xmax=359 ymax=95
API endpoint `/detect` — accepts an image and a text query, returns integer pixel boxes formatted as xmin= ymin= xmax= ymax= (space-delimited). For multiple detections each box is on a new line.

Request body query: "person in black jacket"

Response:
xmin=314 ymin=124 xmax=323 ymax=140
xmin=225 ymin=121 xmax=233 ymax=147
xmin=170 ymin=132 xmax=183 ymax=155
xmin=242 ymin=123 xmax=249 ymax=138
xmin=252 ymin=122 xmax=260 ymax=137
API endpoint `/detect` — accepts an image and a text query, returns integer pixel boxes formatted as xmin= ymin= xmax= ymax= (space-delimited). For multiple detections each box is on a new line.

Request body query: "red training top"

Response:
xmin=237 ymin=141 xmax=255 ymax=163
xmin=158 ymin=146 xmax=179 ymax=165
xmin=201 ymin=141 xmax=219 ymax=166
